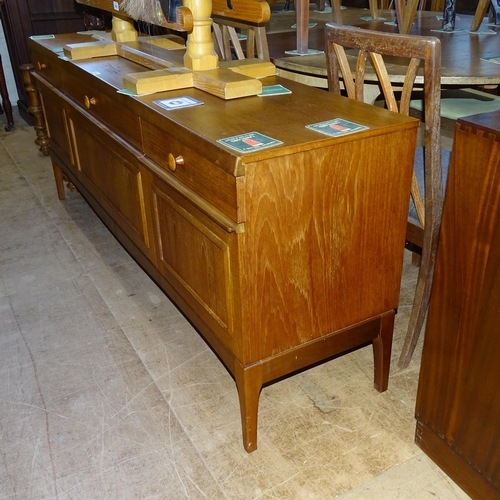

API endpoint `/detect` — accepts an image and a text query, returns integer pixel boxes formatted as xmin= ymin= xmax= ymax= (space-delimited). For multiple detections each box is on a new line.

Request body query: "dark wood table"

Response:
xmin=269 ymin=9 xmax=500 ymax=88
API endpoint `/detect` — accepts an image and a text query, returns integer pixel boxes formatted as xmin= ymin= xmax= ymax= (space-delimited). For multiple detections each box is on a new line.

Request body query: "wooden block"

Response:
xmin=63 ymin=41 xmax=118 ymax=60
xmin=123 ymin=68 xmax=194 ymax=95
xmin=193 ymin=68 xmax=262 ymax=99
xmin=145 ymin=35 xmax=186 ymax=50
xmin=222 ymin=59 xmax=276 ymax=79
xmin=212 ymin=0 xmax=271 ymax=24
xmin=117 ymin=43 xmax=181 ymax=70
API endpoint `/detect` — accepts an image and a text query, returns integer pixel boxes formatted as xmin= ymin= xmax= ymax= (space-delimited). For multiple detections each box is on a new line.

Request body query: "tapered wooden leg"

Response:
xmin=372 ymin=310 xmax=395 ymax=392
xmin=234 ymin=361 xmax=263 ymax=453
xmin=254 ymin=27 xmax=270 ymax=61
xmin=470 ymin=0 xmax=490 ymax=31
xmin=401 ymin=0 xmax=420 ymax=34
xmin=20 ymin=64 xmax=50 ymax=156
xmin=368 ymin=0 xmax=379 ymax=20
xmin=52 ymin=163 xmax=66 ymax=200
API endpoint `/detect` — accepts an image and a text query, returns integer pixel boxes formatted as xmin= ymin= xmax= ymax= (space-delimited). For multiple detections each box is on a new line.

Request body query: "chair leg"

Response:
xmin=254 ymin=26 xmax=270 ymax=61
xmin=398 ymin=227 xmax=440 ymax=368
xmin=470 ymin=0 xmax=490 ymax=31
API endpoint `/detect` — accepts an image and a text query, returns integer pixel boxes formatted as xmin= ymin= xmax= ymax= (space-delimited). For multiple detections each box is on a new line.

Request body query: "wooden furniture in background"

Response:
xmin=271 ymin=10 xmax=500 ymax=89
xmin=415 ymin=109 xmax=500 ymax=499
xmin=325 ymin=24 xmax=443 ymax=369
xmin=65 ymin=0 xmax=272 ymax=98
xmin=212 ymin=15 xmax=270 ymax=62
xmin=0 ymin=53 xmax=14 ymax=130
xmin=0 ymin=0 xmax=85 ymax=124
xmin=29 ymin=32 xmax=418 ymax=452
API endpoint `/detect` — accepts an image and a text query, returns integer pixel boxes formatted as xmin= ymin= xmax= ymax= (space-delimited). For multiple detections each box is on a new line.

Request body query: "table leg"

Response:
xmin=296 ymin=0 xmax=310 ymax=54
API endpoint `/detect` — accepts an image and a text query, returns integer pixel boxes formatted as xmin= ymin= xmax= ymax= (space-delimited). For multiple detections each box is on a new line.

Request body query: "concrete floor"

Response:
xmin=0 ymin=111 xmax=470 ymax=499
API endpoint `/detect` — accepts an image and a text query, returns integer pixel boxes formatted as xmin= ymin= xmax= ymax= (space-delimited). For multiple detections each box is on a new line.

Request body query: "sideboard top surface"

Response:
xmin=30 ymin=33 xmax=419 ymax=175
xmin=457 ymin=109 xmax=500 ymax=138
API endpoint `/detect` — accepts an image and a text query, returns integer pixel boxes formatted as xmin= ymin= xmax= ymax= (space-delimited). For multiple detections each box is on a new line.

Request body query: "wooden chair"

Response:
xmin=212 ymin=15 xmax=270 ymax=62
xmin=325 ymin=23 xmax=443 ymax=368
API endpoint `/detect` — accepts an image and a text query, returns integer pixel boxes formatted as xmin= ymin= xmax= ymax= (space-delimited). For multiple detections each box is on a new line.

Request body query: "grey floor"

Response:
xmin=0 ymin=110 xmax=470 ymax=499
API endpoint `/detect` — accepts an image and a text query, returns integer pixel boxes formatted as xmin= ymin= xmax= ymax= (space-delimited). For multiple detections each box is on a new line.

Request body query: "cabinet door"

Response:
xmin=38 ymin=81 xmax=74 ymax=167
xmin=150 ymin=174 xmax=242 ymax=353
xmin=67 ymin=108 xmax=154 ymax=260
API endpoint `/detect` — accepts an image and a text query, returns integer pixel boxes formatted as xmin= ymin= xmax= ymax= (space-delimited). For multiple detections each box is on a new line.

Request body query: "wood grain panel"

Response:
xmin=415 ymin=111 xmax=500 ymax=498
xmin=151 ymin=177 xmax=241 ymax=353
xmin=241 ymin=130 xmax=416 ymax=363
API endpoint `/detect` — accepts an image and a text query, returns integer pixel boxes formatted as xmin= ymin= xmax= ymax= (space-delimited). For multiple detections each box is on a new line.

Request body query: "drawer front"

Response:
xmin=151 ymin=175 xmax=241 ymax=353
xmin=31 ymin=44 xmax=65 ymax=90
xmin=142 ymin=120 xmax=242 ymax=222
xmin=64 ymin=71 xmax=142 ymax=150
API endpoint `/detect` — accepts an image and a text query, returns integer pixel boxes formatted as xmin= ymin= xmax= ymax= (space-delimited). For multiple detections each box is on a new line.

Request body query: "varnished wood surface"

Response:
xmin=29 ymin=33 xmax=418 ymax=451
xmin=270 ymin=9 xmax=500 ymax=85
xmin=31 ymin=32 xmax=417 ymax=174
xmin=415 ymin=109 xmax=500 ymax=498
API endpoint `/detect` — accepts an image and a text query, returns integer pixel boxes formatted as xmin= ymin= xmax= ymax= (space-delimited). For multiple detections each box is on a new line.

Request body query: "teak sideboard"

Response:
xmin=28 ymin=33 xmax=418 ymax=452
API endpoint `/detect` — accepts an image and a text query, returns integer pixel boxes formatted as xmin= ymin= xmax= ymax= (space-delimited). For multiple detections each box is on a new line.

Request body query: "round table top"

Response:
xmin=270 ymin=9 xmax=500 ymax=86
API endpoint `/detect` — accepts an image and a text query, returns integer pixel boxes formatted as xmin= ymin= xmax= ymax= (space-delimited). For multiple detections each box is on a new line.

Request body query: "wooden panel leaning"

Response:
xmin=415 ymin=110 xmax=500 ymax=499
xmin=325 ymin=24 xmax=443 ymax=368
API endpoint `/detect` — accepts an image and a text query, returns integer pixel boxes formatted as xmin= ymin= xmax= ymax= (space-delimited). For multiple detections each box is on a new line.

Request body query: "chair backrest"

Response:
xmin=212 ymin=16 xmax=270 ymax=62
xmin=325 ymin=23 xmax=442 ymax=231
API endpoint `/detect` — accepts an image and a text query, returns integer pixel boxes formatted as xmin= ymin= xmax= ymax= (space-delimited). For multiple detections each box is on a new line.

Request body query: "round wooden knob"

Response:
xmin=37 ymin=62 xmax=47 ymax=71
xmin=167 ymin=153 xmax=184 ymax=172
xmin=84 ymin=95 xmax=96 ymax=109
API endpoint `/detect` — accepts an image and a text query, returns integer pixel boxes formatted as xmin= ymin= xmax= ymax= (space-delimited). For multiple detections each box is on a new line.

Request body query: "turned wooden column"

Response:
xmin=111 ymin=13 xmax=138 ymax=43
xmin=183 ymin=0 xmax=218 ymax=70
xmin=20 ymin=63 xmax=50 ymax=155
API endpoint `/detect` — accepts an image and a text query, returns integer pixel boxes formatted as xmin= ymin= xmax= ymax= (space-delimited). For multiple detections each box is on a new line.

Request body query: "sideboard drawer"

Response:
xmin=64 ymin=71 xmax=142 ymax=150
xmin=141 ymin=120 xmax=243 ymax=222
xmin=31 ymin=44 xmax=65 ymax=90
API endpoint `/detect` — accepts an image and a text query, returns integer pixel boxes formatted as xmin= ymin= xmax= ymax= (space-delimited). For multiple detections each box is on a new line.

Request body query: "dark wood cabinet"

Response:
xmin=415 ymin=110 xmax=500 ymax=499
xmin=0 ymin=0 xmax=85 ymax=123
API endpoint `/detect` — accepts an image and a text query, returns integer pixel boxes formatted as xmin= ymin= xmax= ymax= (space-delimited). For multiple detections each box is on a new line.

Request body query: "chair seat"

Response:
xmin=411 ymin=88 xmax=500 ymax=121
